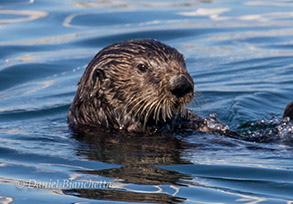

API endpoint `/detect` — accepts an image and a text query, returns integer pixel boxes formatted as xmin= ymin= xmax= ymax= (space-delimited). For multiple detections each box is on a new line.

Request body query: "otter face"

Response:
xmin=69 ymin=39 xmax=194 ymax=132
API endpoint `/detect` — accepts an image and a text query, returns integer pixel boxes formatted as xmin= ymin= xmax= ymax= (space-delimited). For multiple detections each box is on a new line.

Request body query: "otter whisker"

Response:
xmin=179 ymin=106 xmax=187 ymax=118
xmin=194 ymin=90 xmax=207 ymax=107
xmin=131 ymin=99 xmax=149 ymax=119
xmin=131 ymin=95 xmax=159 ymax=128
xmin=142 ymin=100 xmax=158 ymax=130
xmin=162 ymin=99 xmax=168 ymax=122
xmin=123 ymin=96 xmax=144 ymax=117
xmin=137 ymin=96 xmax=156 ymax=117
xmin=126 ymin=94 xmax=147 ymax=109
xmin=157 ymin=97 xmax=167 ymax=123
xmin=127 ymin=98 xmax=145 ymax=115
xmin=155 ymin=103 xmax=161 ymax=123
xmin=191 ymin=91 xmax=207 ymax=115
xmin=129 ymin=94 xmax=153 ymax=115
xmin=164 ymin=98 xmax=173 ymax=120
xmin=153 ymin=96 xmax=165 ymax=121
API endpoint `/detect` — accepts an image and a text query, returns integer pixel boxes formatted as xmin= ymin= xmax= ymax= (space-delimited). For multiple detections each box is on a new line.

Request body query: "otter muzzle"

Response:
xmin=169 ymin=74 xmax=194 ymax=98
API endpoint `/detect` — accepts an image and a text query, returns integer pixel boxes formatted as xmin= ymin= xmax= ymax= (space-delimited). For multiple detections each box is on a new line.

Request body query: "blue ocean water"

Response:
xmin=0 ymin=0 xmax=293 ymax=203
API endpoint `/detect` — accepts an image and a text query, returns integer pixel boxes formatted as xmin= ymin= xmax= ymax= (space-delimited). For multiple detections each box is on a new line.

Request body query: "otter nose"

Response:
xmin=169 ymin=75 xmax=194 ymax=98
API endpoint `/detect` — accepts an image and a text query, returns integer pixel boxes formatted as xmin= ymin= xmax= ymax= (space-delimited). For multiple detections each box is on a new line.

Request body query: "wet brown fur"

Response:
xmin=68 ymin=39 xmax=194 ymax=133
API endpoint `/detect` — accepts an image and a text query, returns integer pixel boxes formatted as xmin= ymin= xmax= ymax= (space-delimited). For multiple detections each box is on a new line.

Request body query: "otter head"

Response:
xmin=68 ymin=39 xmax=194 ymax=132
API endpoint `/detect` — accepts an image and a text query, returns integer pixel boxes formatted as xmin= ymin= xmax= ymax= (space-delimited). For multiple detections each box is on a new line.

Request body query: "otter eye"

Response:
xmin=137 ymin=64 xmax=148 ymax=73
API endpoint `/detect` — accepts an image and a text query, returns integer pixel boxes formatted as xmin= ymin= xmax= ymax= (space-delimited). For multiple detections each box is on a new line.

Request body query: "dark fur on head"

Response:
xmin=284 ymin=101 xmax=293 ymax=121
xmin=68 ymin=39 xmax=194 ymax=132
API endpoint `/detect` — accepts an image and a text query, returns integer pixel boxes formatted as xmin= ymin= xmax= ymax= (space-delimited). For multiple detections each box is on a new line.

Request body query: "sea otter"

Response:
xmin=68 ymin=39 xmax=293 ymax=136
xmin=68 ymin=39 xmax=197 ymax=133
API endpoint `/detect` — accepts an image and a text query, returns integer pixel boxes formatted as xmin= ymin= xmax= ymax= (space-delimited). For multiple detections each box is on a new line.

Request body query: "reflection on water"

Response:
xmin=178 ymin=8 xmax=230 ymax=20
xmin=0 ymin=33 xmax=79 ymax=46
xmin=245 ymin=1 xmax=293 ymax=7
xmin=64 ymin=188 xmax=184 ymax=203
xmin=0 ymin=10 xmax=47 ymax=24
xmin=75 ymin=0 xmax=213 ymax=9
xmin=0 ymin=196 xmax=13 ymax=204
xmin=0 ymin=0 xmax=293 ymax=203
xmin=65 ymin=127 xmax=190 ymax=203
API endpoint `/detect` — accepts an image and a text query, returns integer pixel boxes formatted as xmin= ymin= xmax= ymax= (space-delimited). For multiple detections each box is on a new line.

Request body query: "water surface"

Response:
xmin=0 ymin=0 xmax=293 ymax=203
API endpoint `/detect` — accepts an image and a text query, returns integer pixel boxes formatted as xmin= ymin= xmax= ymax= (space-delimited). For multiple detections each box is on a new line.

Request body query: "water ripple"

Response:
xmin=0 ymin=9 xmax=47 ymax=24
xmin=0 ymin=0 xmax=293 ymax=203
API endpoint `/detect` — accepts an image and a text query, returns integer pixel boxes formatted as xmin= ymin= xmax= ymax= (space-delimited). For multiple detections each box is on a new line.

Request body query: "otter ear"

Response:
xmin=91 ymin=69 xmax=100 ymax=88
